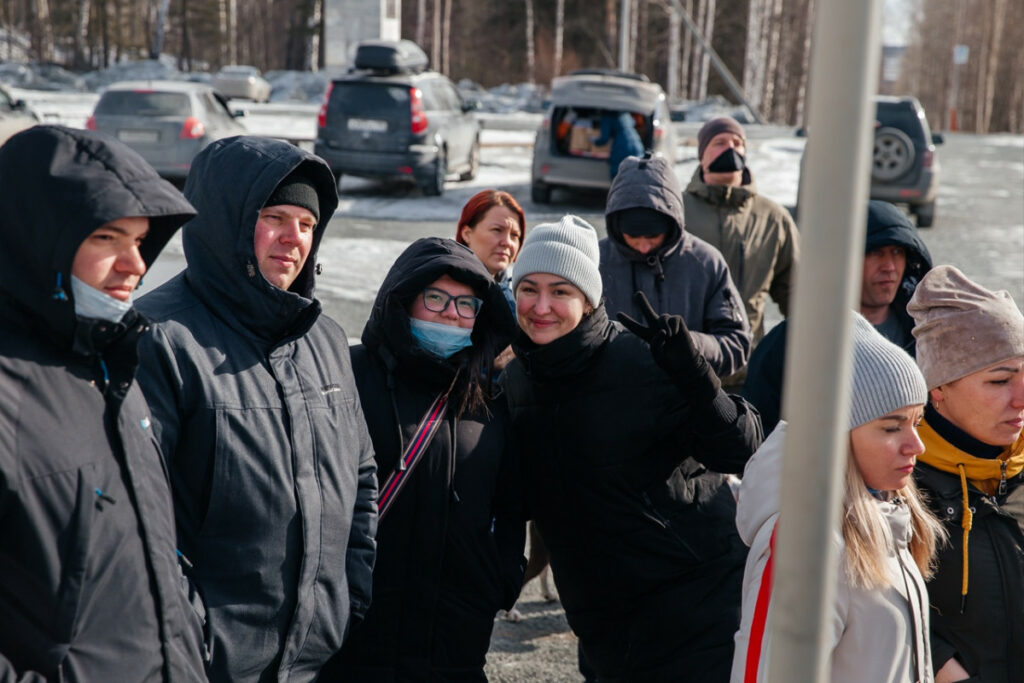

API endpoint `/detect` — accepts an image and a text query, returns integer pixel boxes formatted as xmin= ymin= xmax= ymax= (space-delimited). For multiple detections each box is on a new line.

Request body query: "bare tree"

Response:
xmin=553 ymin=0 xmax=565 ymax=77
xmin=432 ymin=0 xmax=441 ymax=70
xmin=525 ymin=0 xmax=535 ymax=83
xmin=416 ymin=0 xmax=426 ymax=47
xmin=442 ymin=0 xmax=452 ymax=75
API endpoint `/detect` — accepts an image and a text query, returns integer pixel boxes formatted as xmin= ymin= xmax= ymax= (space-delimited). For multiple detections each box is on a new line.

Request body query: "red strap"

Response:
xmin=745 ymin=523 xmax=778 ymax=683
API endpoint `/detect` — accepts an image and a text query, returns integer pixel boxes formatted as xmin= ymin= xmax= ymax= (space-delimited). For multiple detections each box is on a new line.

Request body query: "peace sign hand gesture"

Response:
xmin=616 ymin=291 xmax=720 ymax=395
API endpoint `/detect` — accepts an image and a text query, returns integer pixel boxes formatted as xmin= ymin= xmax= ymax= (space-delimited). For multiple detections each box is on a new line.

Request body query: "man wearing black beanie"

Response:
xmin=600 ymin=153 xmax=751 ymax=378
xmin=135 ymin=137 xmax=378 ymax=683
xmin=683 ymin=116 xmax=800 ymax=389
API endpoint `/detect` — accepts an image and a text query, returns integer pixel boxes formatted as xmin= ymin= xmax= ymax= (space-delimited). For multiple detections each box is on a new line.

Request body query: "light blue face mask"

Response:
xmin=409 ymin=317 xmax=474 ymax=359
xmin=71 ymin=274 xmax=134 ymax=323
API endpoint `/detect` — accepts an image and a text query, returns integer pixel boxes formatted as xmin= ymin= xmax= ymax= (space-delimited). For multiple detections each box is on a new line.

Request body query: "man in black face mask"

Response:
xmin=683 ymin=116 xmax=801 ymax=389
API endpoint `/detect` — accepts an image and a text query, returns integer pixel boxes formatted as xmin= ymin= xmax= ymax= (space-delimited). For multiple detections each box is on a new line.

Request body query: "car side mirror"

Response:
xmin=461 ymin=99 xmax=479 ymax=113
xmin=931 ymin=132 xmax=944 ymax=145
xmin=12 ymin=99 xmax=27 ymax=110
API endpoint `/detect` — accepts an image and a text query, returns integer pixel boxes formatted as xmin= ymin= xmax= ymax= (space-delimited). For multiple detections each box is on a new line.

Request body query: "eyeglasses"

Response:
xmin=421 ymin=287 xmax=483 ymax=319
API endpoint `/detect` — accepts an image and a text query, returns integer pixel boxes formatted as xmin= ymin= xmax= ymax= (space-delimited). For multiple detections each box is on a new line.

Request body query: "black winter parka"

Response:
xmin=326 ymin=238 xmax=526 ymax=681
xmin=0 ymin=126 xmax=206 ymax=681
xmin=136 ymin=137 xmax=377 ymax=683
xmin=502 ymin=307 xmax=762 ymax=682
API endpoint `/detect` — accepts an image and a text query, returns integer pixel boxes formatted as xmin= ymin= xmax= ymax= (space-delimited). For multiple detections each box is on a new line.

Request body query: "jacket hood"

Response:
xmin=180 ymin=136 xmax=338 ymax=341
xmin=864 ymin=201 xmax=933 ymax=301
xmin=605 ymin=154 xmax=685 ymax=258
xmin=362 ymin=237 xmax=517 ymax=372
xmin=0 ymin=125 xmax=195 ymax=344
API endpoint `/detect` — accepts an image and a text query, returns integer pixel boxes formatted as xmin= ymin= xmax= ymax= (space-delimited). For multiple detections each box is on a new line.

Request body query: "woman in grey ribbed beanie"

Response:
xmin=512 ymin=214 xmax=602 ymax=308
xmin=733 ymin=315 xmax=944 ymax=682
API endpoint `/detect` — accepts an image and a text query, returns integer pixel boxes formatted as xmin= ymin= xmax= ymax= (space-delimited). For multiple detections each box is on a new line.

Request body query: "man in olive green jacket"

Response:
xmin=683 ymin=117 xmax=800 ymax=388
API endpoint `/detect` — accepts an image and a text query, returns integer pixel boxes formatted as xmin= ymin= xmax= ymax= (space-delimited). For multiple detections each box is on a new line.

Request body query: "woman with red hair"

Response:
xmin=456 ymin=189 xmax=526 ymax=311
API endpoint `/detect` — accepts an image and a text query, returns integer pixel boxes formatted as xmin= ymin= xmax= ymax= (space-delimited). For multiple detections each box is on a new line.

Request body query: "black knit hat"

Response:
xmin=697 ymin=116 xmax=746 ymax=160
xmin=264 ymin=169 xmax=320 ymax=223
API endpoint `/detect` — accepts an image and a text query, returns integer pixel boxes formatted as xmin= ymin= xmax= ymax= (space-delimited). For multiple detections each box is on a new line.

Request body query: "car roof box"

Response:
xmin=354 ymin=40 xmax=429 ymax=73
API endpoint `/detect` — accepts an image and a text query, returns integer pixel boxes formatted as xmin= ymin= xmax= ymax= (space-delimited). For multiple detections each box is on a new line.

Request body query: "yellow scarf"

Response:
xmin=917 ymin=419 xmax=1024 ymax=609
xmin=918 ymin=420 xmax=1024 ymax=496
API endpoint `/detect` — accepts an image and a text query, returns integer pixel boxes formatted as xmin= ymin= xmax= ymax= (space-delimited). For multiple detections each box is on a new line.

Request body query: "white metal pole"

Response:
xmin=768 ymin=0 xmax=884 ymax=680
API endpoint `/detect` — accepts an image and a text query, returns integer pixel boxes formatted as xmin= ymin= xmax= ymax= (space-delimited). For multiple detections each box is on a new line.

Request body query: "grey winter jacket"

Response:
xmin=136 ymin=137 xmax=378 ymax=683
xmin=683 ymin=168 xmax=799 ymax=347
xmin=0 ymin=126 xmax=207 ymax=681
xmin=601 ymin=155 xmax=751 ymax=377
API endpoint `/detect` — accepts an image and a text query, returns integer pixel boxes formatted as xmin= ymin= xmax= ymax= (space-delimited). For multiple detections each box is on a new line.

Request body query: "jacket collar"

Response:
xmin=512 ymin=305 xmax=612 ymax=380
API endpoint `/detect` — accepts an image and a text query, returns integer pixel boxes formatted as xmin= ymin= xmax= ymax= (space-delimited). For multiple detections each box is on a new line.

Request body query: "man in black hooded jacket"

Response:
xmin=0 ymin=125 xmax=207 ymax=681
xmin=136 ymin=136 xmax=377 ymax=683
xmin=742 ymin=199 xmax=933 ymax=432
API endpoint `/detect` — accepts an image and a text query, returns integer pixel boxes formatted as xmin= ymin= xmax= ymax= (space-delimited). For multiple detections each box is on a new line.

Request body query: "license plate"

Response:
xmin=347 ymin=118 xmax=387 ymax=133
xmin=118 ymin=129 xmax=159 ymax=144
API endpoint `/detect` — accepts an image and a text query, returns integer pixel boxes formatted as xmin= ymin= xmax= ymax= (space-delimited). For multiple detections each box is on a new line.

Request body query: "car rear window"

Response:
xmin=328 ymin=83 xmax=410 ymax=118
xmin=875 ymin=102 xmax=926 ymax=142
xmin=95 ymin=91 xmax=192 ymax=116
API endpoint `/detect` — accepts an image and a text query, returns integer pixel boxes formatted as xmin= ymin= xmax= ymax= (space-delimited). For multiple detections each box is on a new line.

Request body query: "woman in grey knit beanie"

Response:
xmin=733 ymin=314 xmax=946 ymax=683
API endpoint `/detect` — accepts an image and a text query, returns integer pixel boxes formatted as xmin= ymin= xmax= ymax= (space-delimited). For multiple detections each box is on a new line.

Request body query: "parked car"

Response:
xmin=797 ymin=95 xmax=942 ymax=227
xmin=530 ymin=69 xmax=677 ymax=204
xmin=212 ymin=65 xmax=272 ymax=102
xmin=86 ymin=80 xmax=246 ymax=182
xmin=0 ymin=82 xmax=39 ymax=147
xmin=314 ymin=39 xmax=480 ymax=196
xmin=870 ymin=96 xmax=942 ymax=227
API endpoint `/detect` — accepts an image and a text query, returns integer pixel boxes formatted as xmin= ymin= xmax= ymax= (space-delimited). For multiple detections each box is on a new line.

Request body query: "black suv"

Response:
xmin=870 ymin=96 xmax=942 ymax=227
xmin=314 ymin=40 xmax=480 ymax=196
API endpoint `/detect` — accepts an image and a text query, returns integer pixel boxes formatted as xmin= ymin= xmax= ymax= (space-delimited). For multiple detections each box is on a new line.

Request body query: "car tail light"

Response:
xmin=653 ymin=123 xmax=664 ymax=142
xmin=410 ymin=87 xmax=428 ymax=134
xmin=180 ymin=117 xmax=206 ymax=139
xmin=85 ymin=115 xmax=97 ymax=130
xmin=921 ymin=149 xmax=934 ymax=169
xmin=318 ymin=82 xmax=333 ymax=129
xmin=540 ymin=116 xmax=550 ymax=130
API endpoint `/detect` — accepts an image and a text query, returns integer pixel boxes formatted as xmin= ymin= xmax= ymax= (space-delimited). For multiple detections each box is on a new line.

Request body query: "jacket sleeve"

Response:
xmin=690 ymin=266 xmax=751 ymax=377
xmin=768 ymin=212 xmax=800 ymax=317
xmin=739 ymin=322 xmax=788 ymax=435
xmin=135 ymin=325 xmax=187 ymax=464
xmin=592 ymin=115 xmax=612 ymax=146
xmin=680 ymin=389 xmax=763 ymax=474
xmin=493 ymin=414 xmax=528 ymax=610
xmin=345 ymin=407 xmax=378 ymax=624
xmin=0 ymin=657 xmax=48 ymax=683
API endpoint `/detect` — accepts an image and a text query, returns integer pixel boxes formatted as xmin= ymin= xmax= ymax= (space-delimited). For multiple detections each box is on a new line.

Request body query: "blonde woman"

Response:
xmin=732 ymin=314 xmax=945 ymax=683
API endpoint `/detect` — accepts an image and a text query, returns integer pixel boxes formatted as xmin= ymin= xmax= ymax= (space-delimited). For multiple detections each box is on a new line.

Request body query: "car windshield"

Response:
xmin=95 ymin=91 xmax=192 ymax=116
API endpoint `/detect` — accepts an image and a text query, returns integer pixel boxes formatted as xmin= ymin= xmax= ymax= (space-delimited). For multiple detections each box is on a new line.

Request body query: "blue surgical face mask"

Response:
xmin=409 ymin=317 xmax=474 ymax=359
xmin=71 ymin=274 xmax=134 ymax=323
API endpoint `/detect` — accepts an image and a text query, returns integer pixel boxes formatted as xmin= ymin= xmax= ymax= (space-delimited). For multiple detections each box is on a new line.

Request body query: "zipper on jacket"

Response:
xmin=999 ymin=460 xmax=1008 ymax=496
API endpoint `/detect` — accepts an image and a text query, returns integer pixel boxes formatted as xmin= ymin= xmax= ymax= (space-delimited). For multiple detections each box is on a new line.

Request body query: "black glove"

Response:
xmin=616 ymin=291 xmax=720 ymax=398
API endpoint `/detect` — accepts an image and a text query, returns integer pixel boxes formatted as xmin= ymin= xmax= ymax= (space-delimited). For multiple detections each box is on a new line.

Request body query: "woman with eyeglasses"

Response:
xmin=323 ymin=237 xmax=525 ymax=681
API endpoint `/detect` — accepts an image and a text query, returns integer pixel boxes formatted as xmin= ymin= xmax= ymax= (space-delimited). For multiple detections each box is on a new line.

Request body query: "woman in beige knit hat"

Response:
xmin=906 ymin=265 xmax=1024 ymax=683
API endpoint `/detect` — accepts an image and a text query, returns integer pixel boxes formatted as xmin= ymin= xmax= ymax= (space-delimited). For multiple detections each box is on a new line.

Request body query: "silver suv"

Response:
xmin=314 ymin=40 xmax=480 ymax=197
xmin=530 ymin=69 xmax=677 ymax=204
